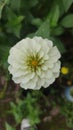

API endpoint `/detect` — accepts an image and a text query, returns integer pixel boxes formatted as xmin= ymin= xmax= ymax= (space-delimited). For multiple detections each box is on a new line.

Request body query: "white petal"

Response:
xmin=52 ymin=61 xmax=61 ymax=73
xmin=49 ymin=46 xmax=61 ymax=59
xmin=37 ymin=78 xmax=45 ymax=87
xmin=44 ymin=77 xmax=55 ymax=88
xmin=46 ymin=61 xmax=54 ymax=68
xmin=12 ymin=72 xmax=35 ymax=84
xmin=54 ymin=72 xmax=60 ymax=78
xmin=43 ymin=54 xmax=49 ymax=60
xmin=8 ymin=48 xmax=25 ymax=65
xmin=12 ymin=69 xmax=29 ymax=77
xmin=36 ymin=68 xmax=41 ymax=77
xmin=38 ymin=50 xmax=44 ymax=58
xmin=41 ymin=65 xmax=48 ymax=71
xmin=45 ymin=70 xmax=53 ymax=79
xmin=16 ymin=39 xmax=29 ymax=53
xmin=33 ymin=37 xmax=49 ymax=54
xmin=20 ymin=81 xmax=36 ymax=89
xmin=21 ymin=75 xmax=38 ymax=89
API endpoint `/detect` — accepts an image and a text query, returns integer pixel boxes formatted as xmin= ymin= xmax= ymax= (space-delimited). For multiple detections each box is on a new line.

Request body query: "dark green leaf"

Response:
xmin=60 ymin=14 xmax=73 ymax=28
xmin=21 ymin=0 xmax=38 ymax=10
xmin=35 ymin=18 xmax=50 ymax=38
xmin=9 ymin=0 xmax=21 ymax=11
xmin=31 ymin=18 xmax=43 ymax=27
xmin=51 ymin=26 xmax=64 ymax=36
xmin=62 ymin=0 xmax=73 ymax=12
xmin=0 ymin=0 xmax=9 ymax=18
xmin=51 ymin=37 xmax=66 ymax=54
xmin=0 ymin=44 xmax=10 ymax=67
xmin=6 ymin=8 xmax=24 ymax=37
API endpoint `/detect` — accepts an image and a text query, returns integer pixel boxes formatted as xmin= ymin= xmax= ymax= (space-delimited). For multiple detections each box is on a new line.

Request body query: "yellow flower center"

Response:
xmin=31 ymin=60 xmax=38 ymax=67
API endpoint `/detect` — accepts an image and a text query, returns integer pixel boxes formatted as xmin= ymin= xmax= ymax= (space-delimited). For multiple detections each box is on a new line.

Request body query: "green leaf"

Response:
xmin=0 ymin=0 xmax=9 ymax=18
xmin=62 ymin=0 xmax=73 ymax=12
xmin=48 ymin=4 xmax=60 ymax=27
xmin=6 ymin=7 xmax=24 ymax=37
xmin=35 ymin=18 xmax=50 ymax=38
xmin=31 ymin=18 xmax=43 ymax=27
xmin=60 ymin=14 xmax=73 ymax=28
xmin=21 ymin=0 xmax=38 ymax=10
xmin=9 ymin=0 xmax=21 ymax=11
xmin=51 ymin=37 xmax=66 ymax=54
xmin=10 ymin=102 xmax=23 ymax=124
xmin=5 ymin=122 xmax=15 ymax=130
xmin=51 ymin=26 xmax=64 ymax=36
xmin=0 ymin=43 xmax=10 ymax=67
xmin=6 ymin=7 xmax=17 ymax=21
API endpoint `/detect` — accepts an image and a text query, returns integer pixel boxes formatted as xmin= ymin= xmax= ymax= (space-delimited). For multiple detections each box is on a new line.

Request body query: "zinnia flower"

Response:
xmin=8 ymin=37 xmax=61 ymax=90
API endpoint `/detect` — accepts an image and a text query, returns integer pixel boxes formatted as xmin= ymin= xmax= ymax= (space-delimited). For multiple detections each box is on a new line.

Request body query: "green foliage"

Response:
xmin=51 ymin=26 xmax=64 ymax=36
xmin=10 ymin=101 xmax=23 ymax=124
xmin=8 ymin=93 xmax=40 ymax=128
xmin=6 ymin=7 xmax=24 ymax=37
xmin=51 ymin=38 xmax=66 ymax=54
xmin=60 ymin=101 xmax=73 ymax=128
xmin=48 ymin=4 xmax=60 ymax=28
xmin=0 ymin=0 xmax=9 ymax=18
xmin=62 ymin=0 xmax=73 ymax=12
xmin=35 ymin=18 xmax=50 ymax=38
xmin=60 ymin=14 xmax=73 ymax=28
xmin=0 ymin=44 xmax=10 ymax=67
xmin=31 ymin=18 xmax=43 ymax=27
xmin=5 ymin=122 xmax=15 ymax=130
xmin=25 ymin=93 xmax=40 ymax=126
xmin=9 ymin=0 xmax=21 ymax=11
xmin=21 ymin=0 xmax=38 ymax=10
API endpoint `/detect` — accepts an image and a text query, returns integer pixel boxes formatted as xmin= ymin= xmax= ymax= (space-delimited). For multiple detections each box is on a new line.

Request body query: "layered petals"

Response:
xmin=8 ymin=36 xmax=61 ymax=90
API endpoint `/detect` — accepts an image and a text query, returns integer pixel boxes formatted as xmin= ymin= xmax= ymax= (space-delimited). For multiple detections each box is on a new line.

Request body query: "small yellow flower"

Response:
xmin=61 ymin=67 xmax=69 ymax=75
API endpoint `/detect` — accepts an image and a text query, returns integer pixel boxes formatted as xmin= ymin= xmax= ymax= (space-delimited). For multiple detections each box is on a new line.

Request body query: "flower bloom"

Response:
xmin=8 ymin=37 xmax=61 ymax=90
xmin=61 ymin=67 xmax=69 ymax=75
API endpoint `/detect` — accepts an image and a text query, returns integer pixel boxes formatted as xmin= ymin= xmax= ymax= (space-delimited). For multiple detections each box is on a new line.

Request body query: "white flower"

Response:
xmin=8 ymin=37 xmax=61 ymax=90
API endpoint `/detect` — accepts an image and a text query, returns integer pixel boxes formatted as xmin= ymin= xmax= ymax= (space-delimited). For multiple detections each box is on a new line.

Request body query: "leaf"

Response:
xmin=6 ymin=7 xmax=17 ymax=21
xmin=62 ymin=0 xmax=73 ymax=12
xmin=9 ymin=0 xmax=21 ymax=11
xmin=5 ymin=122 xmax=15 ymax=130
xmin=31 ymin=18 xmax=43 ymax=27
xmin=35 ymin=18 xmax=50 ymax=38
xmin=51 ymin=26 xmax=64 ymax=36
xmin=48 ymin=4 xmax=60 ymax=27
xmin=34 ymin=4 xmax=60 ymax=38
xmin=6 ymin=7 xmax=24 ymax=37
xmin=0 ymin=43 xmax=10 ymax=68
xmin=50 ymin=37 xmax=66 ymax=54
xmin=60 ymin=14 xmax=73 ymax=28
xmin=10 ymin=102 xmax=23 ymax=124
xmin=21 ymin=0 xmax=38 ymax=10
xmin=0 ymin=0 xmax=9 ymax=18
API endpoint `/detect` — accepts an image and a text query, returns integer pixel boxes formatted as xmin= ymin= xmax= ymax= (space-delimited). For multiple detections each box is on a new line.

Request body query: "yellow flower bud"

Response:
xmin=61 ymin=67 xmax=69 ymax=75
